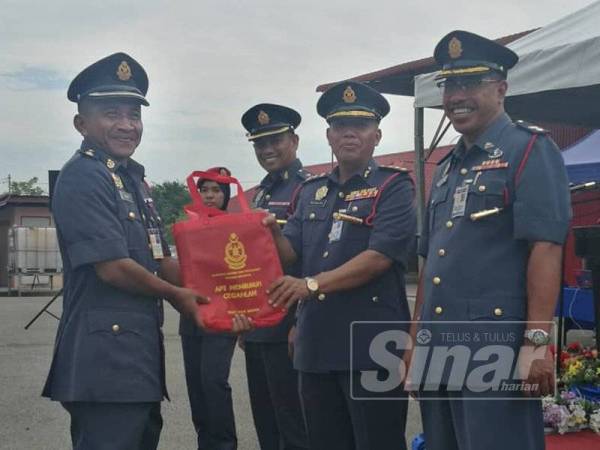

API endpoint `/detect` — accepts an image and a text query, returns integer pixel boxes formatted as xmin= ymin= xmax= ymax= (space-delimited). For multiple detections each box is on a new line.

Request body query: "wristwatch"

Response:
xmin=305 ymin=277 xmax=320 ymax=295
xmin=524 ymin=329 xmax=550 ymax=346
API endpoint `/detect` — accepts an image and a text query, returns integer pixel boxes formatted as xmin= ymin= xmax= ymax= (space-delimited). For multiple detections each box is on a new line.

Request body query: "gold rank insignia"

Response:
xmin=345 ymin=187 xmax=378 ymax=201
xmin=343 ymin=85 xmax=356 ymax=103
xmin=116 ymin=61 xmax=132 ymax=81
xmin=315 ymin=185 xmax=328 ymax=201
xmin=106 ymin=158 xmax=116 ymax=169
xmin=471 ymin=160 xmax=509 ymax=171
xmin=448 ymin=37 xmax=463 ymax=59
xmin=258 ymin=110 xmax=270 ymax=125
xmin=111 ymin=173 xmax=124 ymax=189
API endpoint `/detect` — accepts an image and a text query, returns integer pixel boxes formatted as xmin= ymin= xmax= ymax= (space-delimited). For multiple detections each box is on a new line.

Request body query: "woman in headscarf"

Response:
xmin=179 ymin=167 xmax=238 ymax=450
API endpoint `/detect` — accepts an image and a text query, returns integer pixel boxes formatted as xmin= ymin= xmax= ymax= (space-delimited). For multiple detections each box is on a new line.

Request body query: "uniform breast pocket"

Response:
xmin=118 ymin=204 xmax=147 ymax=250
xmin=343 ymin=199 xmax=374 ymax=243
xmin=301 ymin=207 xmax=330 ymax=245
xmin=429 ymin=186 xmax=449 ymax=232
xmin=467 ymin=179 xmax=506 ymax=217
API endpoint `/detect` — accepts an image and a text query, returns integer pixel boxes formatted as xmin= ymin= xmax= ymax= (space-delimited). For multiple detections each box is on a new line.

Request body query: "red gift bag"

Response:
xmin=172 ymin=171 xmax=286 ymax=332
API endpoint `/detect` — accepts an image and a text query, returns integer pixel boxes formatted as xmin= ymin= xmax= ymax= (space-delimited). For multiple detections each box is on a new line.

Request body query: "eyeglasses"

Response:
xmin=436 ymin=78 xmax=501 ymax=93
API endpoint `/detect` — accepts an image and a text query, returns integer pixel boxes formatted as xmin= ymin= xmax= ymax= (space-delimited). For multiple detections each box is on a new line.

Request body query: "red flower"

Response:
xmin=567 ymin=342 xmax=582 ymax=353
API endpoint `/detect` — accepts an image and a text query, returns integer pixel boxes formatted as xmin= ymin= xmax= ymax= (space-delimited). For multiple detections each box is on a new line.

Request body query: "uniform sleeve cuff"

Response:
xmin=513 ymin=217 xmax=569 ymax=244
xmin=68 ymin=238 xmax=130 ymax=270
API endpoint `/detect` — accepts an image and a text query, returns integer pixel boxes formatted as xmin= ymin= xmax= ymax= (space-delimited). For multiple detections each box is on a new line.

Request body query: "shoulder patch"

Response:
xmin=379 ymin=164 xmax=410 ymax=173
xmin=515 ymin=120 xmax=549 ymax=135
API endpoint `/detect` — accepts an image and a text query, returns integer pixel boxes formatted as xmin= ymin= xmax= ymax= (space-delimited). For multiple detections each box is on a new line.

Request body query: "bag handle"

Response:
xmin=185 ymin=171 xmax=250 ymax=215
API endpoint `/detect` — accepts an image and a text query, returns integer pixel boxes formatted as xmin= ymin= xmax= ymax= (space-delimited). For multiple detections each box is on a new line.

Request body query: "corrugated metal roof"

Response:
xmin=316 ymin=29 xmax=538 ymax=96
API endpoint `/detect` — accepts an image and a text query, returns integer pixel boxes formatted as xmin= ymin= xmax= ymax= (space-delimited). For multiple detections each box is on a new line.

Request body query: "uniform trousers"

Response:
xmin=298 ymin=370 xmax=408 ymax=450
xmin=61 ymin=401 xmax=162 ymax=450
xmin=419 ymin=388 xmax=545 ymax=450
xmin=181 ymin=334 xmax=237 ymax=450
xmin=244 ymin=341 xmax=308 ymax=450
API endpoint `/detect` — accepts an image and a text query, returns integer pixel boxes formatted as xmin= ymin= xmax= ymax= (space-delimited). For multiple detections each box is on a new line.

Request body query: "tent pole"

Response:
xmin=414 ymin=106 xmax=425 ymax=273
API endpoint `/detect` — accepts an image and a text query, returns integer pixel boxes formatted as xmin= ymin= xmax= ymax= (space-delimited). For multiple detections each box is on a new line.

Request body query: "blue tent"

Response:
xmin=562 ymin=130 xmax=600 ymax=184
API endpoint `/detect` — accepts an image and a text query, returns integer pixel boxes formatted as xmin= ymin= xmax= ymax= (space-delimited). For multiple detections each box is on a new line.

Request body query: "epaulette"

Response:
xmin=302 ymin=172 xmax=328 ymax=184
xmin=515 ymin=120 xmax=549 ymax=135
xmin=79 ymin=148 xmax=97 ymax=158
xmin=379 ymin=164 xmax=411 ymax=173
xmin=297 ymin=168 xmax=312 ymax=180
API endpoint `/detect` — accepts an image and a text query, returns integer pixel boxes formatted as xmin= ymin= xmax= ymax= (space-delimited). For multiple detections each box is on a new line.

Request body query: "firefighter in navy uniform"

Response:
xmin=408 ymin=31 xmax=571 ymax=450
xmin=264 ymin=82 xmax=415 ymax=450
xmin=42 ymin=53 xmax=252 ymax=450
xmin=240 ymin=104 xmax=309 ymax=450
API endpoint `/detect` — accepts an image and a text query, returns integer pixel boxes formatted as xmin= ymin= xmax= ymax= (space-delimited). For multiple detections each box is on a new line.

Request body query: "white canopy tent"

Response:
xmin=414 ymin=0 xmax=600 ymax=128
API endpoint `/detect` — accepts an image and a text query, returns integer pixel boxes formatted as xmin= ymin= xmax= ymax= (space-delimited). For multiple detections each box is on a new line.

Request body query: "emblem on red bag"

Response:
xmin=224 ymin=233 xmax=248 ymax=270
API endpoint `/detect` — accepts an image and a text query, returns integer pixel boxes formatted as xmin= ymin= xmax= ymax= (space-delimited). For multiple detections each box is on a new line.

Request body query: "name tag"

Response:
xmin=451 ymin=185 xmax=469 ymax=218
xmin=148 ymin=228 xmax=164 ymax=260
xmin=329 ymin=219 xmax=344 ymax=242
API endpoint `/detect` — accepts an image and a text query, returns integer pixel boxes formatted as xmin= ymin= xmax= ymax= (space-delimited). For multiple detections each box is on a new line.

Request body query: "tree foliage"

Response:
xmin=150 ymin=180 xmax=191 ymax=244
xmin=10 ymin=177 xmax=45 ymax=195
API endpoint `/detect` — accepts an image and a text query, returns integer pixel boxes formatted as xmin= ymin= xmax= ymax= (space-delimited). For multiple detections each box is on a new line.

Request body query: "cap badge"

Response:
xmin=448 ymin=37 xmax=463 ymax=59
xmin=116 ymin=61 xmax=132 ymax=81
xmin=258 ymin=110 xmax=270 ymax=125
xmin=315 ymin=185 xmax=328 ymax=201
xmin=343 ymin=86 xmax=356 ymax=103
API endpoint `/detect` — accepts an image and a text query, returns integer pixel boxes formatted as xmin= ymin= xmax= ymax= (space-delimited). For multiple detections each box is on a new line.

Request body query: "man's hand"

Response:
xmin=168 ymin=287 xmax=209 ymax=329
xmin=262 ymin=214 xmax=282 ymax=236
xmin=288 ymin=325 xmax=296 ymax=359
xmin=517 ymin=344 xmax=555 ymax=397
xmin=268 ymin=276 xmax=309 ymax=309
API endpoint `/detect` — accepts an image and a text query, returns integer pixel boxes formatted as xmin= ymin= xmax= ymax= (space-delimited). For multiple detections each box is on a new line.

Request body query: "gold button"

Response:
xmin=265 ymin=194 xmax=271 ymax=200
xmin=446 ymin=220 xmax=453 ymax=228
xmin=494 ymin=308 xmax=503 ymax=317
xmin=478 ymin=185 xmax=486 ymax=192
xmin=318 ymin=293 xmax=326 ymax=301
xmin=433 ymin=277 xmax=441 ymax=285
xmin=372 ymin=296 xmax=379 ymax=303
xmin=460 ymin=168 xmax=468 ymax=175
xmin=338 ymin=192 xmax=345 ymax=198
xmin=128 ymin=212 xmax=135 ymax=220
xmin=435 ymin=306 xmax=443 ymax=315
xmin=352 ymin=206 xmax=358 ymax=212
xmin=309 ymin=212 xmax=316 ymax=220
xmin=112 ymin=324 xmax=120 ymax=332
xmin=322 ymin=251 xmax=329 ymax=258
xmin=438 ymin=249 xmax=446 ymax=257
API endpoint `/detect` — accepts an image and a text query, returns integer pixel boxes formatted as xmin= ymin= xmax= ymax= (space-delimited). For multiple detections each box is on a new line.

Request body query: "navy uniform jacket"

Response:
xmin=242 ymin=158 xmax=310 ymax=343
xmin=418 ymin=114 xmax=570 ymax=386
xmin=42 ymin=142 xmax=170 ymax=402
xmin=284 ymin=160 xmax=416 ymax=372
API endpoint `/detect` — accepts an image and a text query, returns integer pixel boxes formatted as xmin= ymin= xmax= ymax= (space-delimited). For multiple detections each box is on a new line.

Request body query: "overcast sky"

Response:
xmin=1 ymin=0 xmax=596 ymax=191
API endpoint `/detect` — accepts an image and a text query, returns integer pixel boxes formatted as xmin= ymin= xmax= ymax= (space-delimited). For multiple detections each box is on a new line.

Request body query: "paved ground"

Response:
xmin=0 ymin=291 xmax=422 ymax=450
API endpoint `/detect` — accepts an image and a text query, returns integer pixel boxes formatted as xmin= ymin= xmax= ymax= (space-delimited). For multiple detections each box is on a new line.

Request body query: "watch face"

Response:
xmin=306 ymin=278 xmax=318 ymax=292
xmin=531 ymin=330 xmax=549 ymax=345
